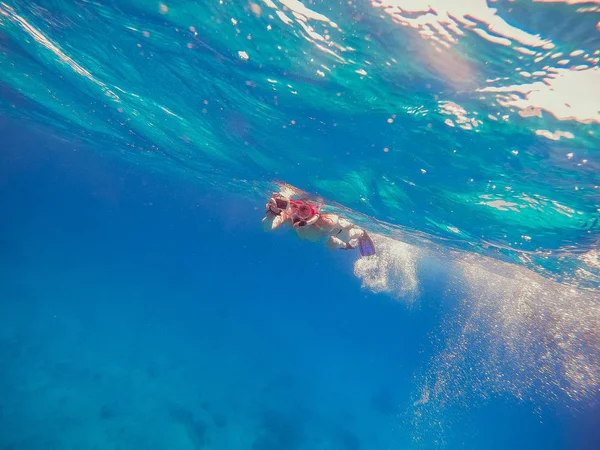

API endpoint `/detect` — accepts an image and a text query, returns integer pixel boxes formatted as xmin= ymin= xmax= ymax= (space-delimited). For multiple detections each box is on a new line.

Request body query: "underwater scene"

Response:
xmin=1 ymin=1 xmax=599 ymax=449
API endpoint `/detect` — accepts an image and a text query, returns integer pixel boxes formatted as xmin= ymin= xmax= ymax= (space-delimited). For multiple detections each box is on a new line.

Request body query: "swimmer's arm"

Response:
xmin=262 ymin=212 xmax=290 ymax=231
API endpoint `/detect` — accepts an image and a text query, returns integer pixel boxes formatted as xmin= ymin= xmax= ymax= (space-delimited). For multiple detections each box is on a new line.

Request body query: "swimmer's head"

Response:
xmin=289 ymin=200 xmax=319 ymax=227
xmin=296 ymin=203 xmax=313 ymax=220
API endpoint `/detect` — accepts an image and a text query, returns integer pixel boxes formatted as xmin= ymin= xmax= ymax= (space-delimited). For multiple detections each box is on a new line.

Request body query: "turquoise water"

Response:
xmin=1 ymin=1 xmax=599 ymax=449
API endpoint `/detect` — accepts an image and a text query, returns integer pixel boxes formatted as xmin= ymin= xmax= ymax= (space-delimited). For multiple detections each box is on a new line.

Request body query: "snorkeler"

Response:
xmin=262 ymin=192 xmax=376 ymax=257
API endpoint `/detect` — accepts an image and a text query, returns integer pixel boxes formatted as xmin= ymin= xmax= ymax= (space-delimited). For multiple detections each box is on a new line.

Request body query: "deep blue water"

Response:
xmin=1 ymin=116 xmax=598 ymax=450
xmin=1 ymin=1 xmax=600 ymax=449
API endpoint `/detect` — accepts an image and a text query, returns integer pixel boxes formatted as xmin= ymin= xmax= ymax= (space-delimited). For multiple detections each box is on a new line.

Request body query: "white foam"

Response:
xmin=410 ymin=252 xmax=600 ymax=442
xmin=353 ymin=235 xmax=420 ymax=304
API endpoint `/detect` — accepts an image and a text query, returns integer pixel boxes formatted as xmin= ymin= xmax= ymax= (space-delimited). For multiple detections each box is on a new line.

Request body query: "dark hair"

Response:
xmin=292 ymin=217 xmax=307 ymax=227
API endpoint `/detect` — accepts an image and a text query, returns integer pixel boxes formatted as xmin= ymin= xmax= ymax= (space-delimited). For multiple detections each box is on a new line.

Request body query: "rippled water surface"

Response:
xmin=1 ymin=0 xmax=599 ymax=449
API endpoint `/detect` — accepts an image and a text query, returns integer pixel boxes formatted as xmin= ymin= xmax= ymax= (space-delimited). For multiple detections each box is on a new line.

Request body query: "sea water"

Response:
xmin=1 ymin=1 xmax=599 ymax=449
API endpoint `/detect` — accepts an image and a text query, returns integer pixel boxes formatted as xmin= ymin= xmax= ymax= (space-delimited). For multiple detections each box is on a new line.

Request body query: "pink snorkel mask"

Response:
xmin=289 ymin=200 xmax=320 ymax=228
